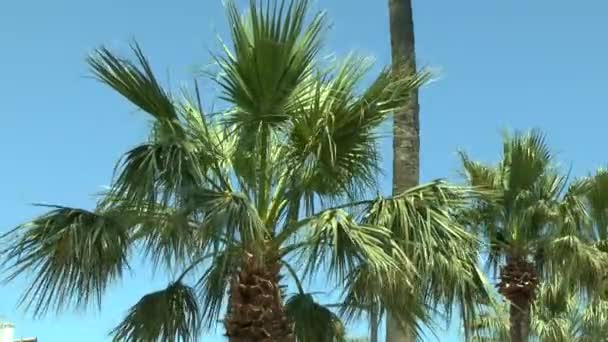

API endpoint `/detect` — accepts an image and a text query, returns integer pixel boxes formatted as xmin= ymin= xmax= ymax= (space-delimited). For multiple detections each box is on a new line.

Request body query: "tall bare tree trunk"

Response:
xmin=386 ymin=0 xmax=419 ymax=341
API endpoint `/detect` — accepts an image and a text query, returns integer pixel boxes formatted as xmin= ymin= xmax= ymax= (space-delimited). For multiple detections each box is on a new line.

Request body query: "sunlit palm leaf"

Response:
xmin=217 ymin=0 xmax=327 ymax=197
xmin=297 ymin=208 xmax=408 ymax=283
xmin=0 ymin=205 xmax=130 ymax=316
xmin=285 ymin=57 xmax=430 ymax=200
xmin=219 ymin=0 xmax=325 ymax=122
xmin=111 ymin=281 xmax=200 ymax=342
xmin=362 ymin=180 xmax=478 ymax=262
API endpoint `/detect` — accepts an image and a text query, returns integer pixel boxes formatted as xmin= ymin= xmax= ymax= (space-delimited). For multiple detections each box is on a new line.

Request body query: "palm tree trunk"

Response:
xmin=509 ymin=296 xmax=531 ymax=342
xmin=224 ymin=252 xmax=293 ymax=342
xmin=498 ymin=256 xmax=539 ymax=342
xmin=387 ymin=0 xmax=419 ymax=341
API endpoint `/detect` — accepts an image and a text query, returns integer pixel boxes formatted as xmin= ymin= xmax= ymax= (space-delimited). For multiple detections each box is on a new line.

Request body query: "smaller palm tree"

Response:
xmin=459 ymin=129 xmax=608 ymax=342
xmin=467 ymin=278 xmax=608 ymax=342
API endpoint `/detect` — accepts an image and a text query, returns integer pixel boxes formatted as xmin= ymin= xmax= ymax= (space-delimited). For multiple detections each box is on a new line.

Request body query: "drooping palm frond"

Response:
xmin=543 ymin=235 xmax=608 ymax=294
xmin=296 ymin=208 xmax=412 ymax=283
xmin=111 ymin=281 xmax=200 ymax=342
xmin=285 ymin=293 xmax=346 ymax=342
xmin=186 ymin=189 xmax=267 ymax=246
xmin=193 ymin=245 xmax=243 ymax=328
xmin=338 ymin=260 xmax=430 ymax=339
xmin=578 ymin=298 xmax=608 ymax=341
xmin=531 ymin=278 xmax=579 ymax=342
xmin=0 ymin=205 xmax=131 ymax=317
xmin=465 ymin=303 xmax=509 ymax=342
xmin=362 ymin=181 xmax=478 ymax=262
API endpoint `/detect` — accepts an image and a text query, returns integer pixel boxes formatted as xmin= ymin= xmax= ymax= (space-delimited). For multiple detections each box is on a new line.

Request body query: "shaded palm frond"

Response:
xmin=194 ymin=245 xmax=243 ymax=328
xmin=285 ymin=292 xmax=346 ymax=342
xmin=464 ymin=302 xmax=509 ymax=342
xmin=111 ymin=282 xmax=200 ymax=342
xmin=110 ymin=139 xmax=208 ymax=207
xmin=187 ymin=189 xmax=267 ymax=246
xmin=586 ymin=168 xmax=608 ymax=240
xmin=0 ymin=205 xmax=130 ymax=316
xmin=338 ymin=261 xmax=429 ymax=340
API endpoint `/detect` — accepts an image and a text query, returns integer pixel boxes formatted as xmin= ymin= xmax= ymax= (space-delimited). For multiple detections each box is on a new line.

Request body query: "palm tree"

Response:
xmin=467 ymin=279 xmax=608 ymax=341
xmin=0 ymin=0 xmax=482 ymax=340
xmin=459 ymin=129 xmax=608 ymax=342
xmin=385 ymin=0 xmax=420 ymax=340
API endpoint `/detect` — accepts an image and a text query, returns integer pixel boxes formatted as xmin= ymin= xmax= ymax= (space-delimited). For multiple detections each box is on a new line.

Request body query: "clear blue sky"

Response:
xmin=1 ymin=0 xmax=608 ymax=341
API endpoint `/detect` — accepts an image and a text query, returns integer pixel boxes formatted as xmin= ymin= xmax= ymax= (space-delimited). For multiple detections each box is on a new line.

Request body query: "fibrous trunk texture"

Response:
xmin=497 ymin=257 xmax=539 ymax=342
xmin=387 ymin=0 xmax=419 ymax=341
xmin=224 ymin=253 xmax=293 ymax=342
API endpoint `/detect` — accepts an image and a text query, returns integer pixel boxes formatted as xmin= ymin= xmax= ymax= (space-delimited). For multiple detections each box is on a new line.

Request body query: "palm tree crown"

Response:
xmin=460 ymin=130 xmax=608 ymax=341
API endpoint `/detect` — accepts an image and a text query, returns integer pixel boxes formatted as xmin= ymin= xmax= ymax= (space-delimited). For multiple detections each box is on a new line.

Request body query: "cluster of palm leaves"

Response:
xmin=0 ymin=0 xmax=490 ymax=341
xmin=2 ymin=1 xmax=608 ymax=341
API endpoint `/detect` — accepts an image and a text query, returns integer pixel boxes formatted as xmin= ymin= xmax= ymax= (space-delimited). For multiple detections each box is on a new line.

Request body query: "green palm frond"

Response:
xmin=88 ymin=43 xmax=180 ymax=127
xmin=465 ymin=303 xmax=509 ymax=342
xmin=363 ymin=180 xmax=478 ymax=260
xmin=579 ymin=299 xmax=608 ymax=341
xmin=187 ymin=189 xmax=267 ymax=246
xmin=125 ymin=202 xmax=201 ymax=270
xmin=586 ymin=168 xmax=608 ymax=240
xmin=338 ymin=261 xmax=429 ymax=337
xmin=284 ymin=56 xmax=430 ymax=200
xmin=0 ymin=205 xmax=130 ymax=316
xmin=502 ymin=129 xmax=553 ymax=199
xmin=110 ymin=132 xmax=209 ymax=207
xmin=111 ymin=281 xmax=200 ymax=342
xmin=544 ymin=235 xmax=608 ymax=294
xmin=296 ymin=208 xmax=413 ymax=283
xmin=285 ymin=293 xmax=346 ymax=342
xmin=194 ymin=246 xmax=242 ymax=328
xmin=219 ymin=0 xmax=325 ymax=122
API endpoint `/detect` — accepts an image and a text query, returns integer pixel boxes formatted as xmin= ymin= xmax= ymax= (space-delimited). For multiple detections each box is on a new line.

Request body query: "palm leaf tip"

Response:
xmin=87 ymin=43 xmax=178 ymax=123
xmin=0 ymin=206 xmax=129 ymax=316
xmin=111 ymin=281 xmax=201 ymax=342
